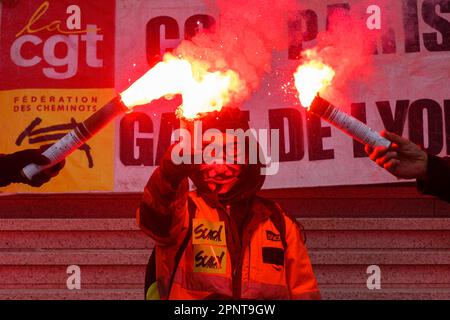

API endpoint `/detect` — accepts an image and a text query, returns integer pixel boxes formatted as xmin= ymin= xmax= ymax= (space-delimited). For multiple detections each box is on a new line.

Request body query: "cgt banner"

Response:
xmin=0 ymin=0 xmax=116 ymax=192
xmin=0 ymin=0 xmax=449 ymax=193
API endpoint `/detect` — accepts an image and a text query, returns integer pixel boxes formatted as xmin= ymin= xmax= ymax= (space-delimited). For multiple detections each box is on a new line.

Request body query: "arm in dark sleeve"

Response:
xmin=417 ymin=155 xmax=450 ymax=203
xmin=136 ymin=167 xmax=190 ymax=246
xmin=0 ymin=150 xmax=63 ymax=188
xmin=0 ymin=154 xmax=9 ymax=187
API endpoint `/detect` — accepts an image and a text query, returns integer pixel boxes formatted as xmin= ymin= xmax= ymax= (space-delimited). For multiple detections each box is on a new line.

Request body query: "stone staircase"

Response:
xmin=1 ymin=217 xmax=450 ymax=300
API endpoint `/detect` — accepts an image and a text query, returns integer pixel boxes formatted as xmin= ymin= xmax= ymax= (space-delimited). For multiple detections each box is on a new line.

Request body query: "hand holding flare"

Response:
xmin=22 ymin=53 xmax=242 ymax=180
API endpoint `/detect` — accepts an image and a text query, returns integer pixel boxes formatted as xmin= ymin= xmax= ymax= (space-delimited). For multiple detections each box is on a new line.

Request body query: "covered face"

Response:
xmin=198 ymin=133 xmax=244 ymax=194
xmin=187 ymin=107 xmax=266 ymax=203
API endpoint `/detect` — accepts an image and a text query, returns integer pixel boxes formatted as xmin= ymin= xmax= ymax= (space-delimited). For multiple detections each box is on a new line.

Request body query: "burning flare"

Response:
xmin=293 ymin=52 xmax=335 ymax=108
xmin=22 ymin=54 xmax=242 ymax=180
xmin=291 ymin=50 xmax=391 ymax=149
xmin=120 ymin=54 xmax=242 ymax=119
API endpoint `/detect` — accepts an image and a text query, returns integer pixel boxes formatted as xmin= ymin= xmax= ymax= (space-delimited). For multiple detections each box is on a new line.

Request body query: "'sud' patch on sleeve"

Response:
xmin=262 ymin=247 xmax=284 ymax=266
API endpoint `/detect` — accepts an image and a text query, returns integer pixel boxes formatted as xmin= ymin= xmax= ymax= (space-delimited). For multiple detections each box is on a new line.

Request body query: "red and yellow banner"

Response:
xmin=0 ymin=0 xmax=116 ymax=192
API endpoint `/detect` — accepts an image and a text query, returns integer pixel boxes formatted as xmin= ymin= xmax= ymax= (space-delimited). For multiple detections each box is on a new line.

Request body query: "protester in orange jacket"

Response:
xmin=137 ymin=108 xmax=320 ymax=300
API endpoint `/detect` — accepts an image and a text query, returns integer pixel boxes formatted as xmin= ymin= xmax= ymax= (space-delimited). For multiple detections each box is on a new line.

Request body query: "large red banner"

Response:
xmin=1 ymin=0 xmax=449 ymax=193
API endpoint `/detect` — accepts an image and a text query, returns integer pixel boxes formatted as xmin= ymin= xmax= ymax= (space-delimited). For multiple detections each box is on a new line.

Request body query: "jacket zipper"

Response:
xmin=224 ymin=204 xmax=242 ymax=299
xmin=225 ymin=205 xmax=237 ymax=295
xmin=214 ymin=197 xmax=269 ymax=299
xmin=224 ymin=202 xmax=256 ymax=299
xmin=228 ymin=204 xmax=253 ymax=299
xmin=236 ymin=225 xmax=257 ymax=299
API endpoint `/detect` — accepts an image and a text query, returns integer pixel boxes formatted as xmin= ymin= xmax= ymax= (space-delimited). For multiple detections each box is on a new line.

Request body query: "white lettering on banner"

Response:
xmin=43 ymin=34 xmax=79 ymax=79
xmin=10 ymin=35 xmax=42 ymax=67
xmin=66 ymin=5 xmax=81 ymax=30
xmin=81 ymin=25 xmax=104 ymax=68
xmin=10 ymin=1 xmax=103 ymax=79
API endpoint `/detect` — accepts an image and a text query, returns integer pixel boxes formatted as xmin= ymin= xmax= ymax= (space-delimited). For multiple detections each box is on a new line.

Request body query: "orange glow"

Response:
xmin=293 ymin=54 xmax=335 ymax=108
xmin=120 ymin=54 xmax=242 ymax=119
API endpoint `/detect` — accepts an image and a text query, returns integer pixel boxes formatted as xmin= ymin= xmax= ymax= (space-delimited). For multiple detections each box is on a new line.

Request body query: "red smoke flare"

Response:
xmin=121 ymin=0 xmax=298 ymax=119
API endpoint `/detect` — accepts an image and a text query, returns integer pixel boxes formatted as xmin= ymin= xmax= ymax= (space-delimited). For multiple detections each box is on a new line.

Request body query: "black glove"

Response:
xmin=159 ymin=143 xmax=196 ymax=188
xmin=0 ymin=149 xmax=65 ymax=187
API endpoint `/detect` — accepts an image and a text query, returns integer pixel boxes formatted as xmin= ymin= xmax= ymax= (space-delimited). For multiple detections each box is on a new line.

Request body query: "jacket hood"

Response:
xmin=187 ymin=107 xmax=266 ymax=205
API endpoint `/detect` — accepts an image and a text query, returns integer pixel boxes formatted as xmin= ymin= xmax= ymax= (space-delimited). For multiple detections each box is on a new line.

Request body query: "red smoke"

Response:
xmin=174 ymin=0 xmax=297 ymax=105
xmin=302 ymin=4 xmax=385 ymax=107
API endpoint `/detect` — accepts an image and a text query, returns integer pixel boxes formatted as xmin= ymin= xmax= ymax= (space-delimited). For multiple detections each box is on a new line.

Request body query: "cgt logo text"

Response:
xmin=10 ymin=1 xmax=103 ymax=79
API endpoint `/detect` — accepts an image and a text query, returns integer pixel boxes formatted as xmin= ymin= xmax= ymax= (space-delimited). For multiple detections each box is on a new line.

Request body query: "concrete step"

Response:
xmin=3 ymin=229 xmax=450 ymax=250
xmin=1 ymin=218 xmax=450 ymax=300
xmin=0 ymin=289 xmax=142 ymax=300
xmin=1 ymin=248 xmax=449 ymax=266
xmin=1 ymin=248 xmax=449 ymax=290
xmin=0 ymin=194 xmax=143 ymax=219
xmin=313 ymin=264 xmax=450 ymax=285
xmin=0 ymin=249 xmax=150 ymax=265
xmin=300 ymin=218 xmax=450 ymax=230
xmin=310 ymin=249 xmax=450 ymax=265
xmin=3 ymin=187 xmax=448 ymax=219
xmin=0 ymin=219 xmax=140 ymax=231
xmin=0 ymin=231 xmax=152 ymax=249
xmin=0 ymin=265 xmax=146 ymax=288
xmin=1 ymin=287 xmax=450 ymax=300
xmin=3 ymin=218 xmax=450 ymax=249
xmin=320 ymin=287 xmax=450 ymax=300
xmin=303 ymin=218 xmax=450 ymax=248
xmin=1 ymin=263 xmax=449 ymax=288
xmin=0 ymin=219 xmax=152 ymax=249
xmin=305 ymin=230 xmax=450 ymax=249
xmin=4 ymin=218 xmax=449 ymax=231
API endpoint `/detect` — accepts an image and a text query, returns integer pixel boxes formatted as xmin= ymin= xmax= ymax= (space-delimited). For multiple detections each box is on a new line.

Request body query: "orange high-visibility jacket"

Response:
xmin=137 ymin=167 xmax=320 ymax=300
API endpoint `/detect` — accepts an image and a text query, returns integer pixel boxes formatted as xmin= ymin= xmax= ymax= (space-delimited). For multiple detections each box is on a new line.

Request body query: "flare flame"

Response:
xmin=293 ymin=50 xmax=335 ymax=108
xmin=120 ymin=54 xmax=242 ymax=120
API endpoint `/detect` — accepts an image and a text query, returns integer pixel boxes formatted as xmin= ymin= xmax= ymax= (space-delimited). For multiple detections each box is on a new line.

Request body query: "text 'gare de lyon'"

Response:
xmin=117 ymin=98 xmax=450 ymax=166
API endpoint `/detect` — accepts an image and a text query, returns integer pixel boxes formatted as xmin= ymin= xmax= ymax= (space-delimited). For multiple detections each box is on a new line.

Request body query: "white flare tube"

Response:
xmin=309 ymin=95 xmax=391 ymax=148
xmin=22 ymin=96 xmax=127 ymax=180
